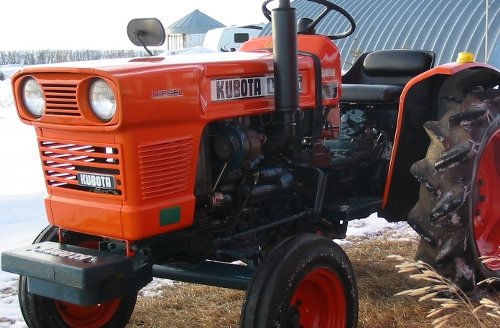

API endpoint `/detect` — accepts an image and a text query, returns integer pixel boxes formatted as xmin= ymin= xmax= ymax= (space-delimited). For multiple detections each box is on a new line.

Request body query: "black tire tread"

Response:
xmin=430 ymin=186 xmax=465 ymax=221
xmin=423 ymin=121 xmax=447 ymax=145
xmin=410 ymin=159 xmax=440 ymax=196
xmin=408 ymin=88 xmax=499 ymax=289
xmin=449 ymin=109 xmax=487 ymax=126
xmin=434 ymin=141 xmax=472 ymax=171
xmin=240 ymin=233 xmax=358 ymax=328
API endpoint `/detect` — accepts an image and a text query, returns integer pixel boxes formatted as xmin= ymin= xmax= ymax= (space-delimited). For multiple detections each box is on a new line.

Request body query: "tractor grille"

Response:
xmin=40 ymin=138 xmax=123 ymax=195
xmin=139 ymin=138 xmax=193 ymax=200
xmin=41 ymin=83 xmax=81 ymax=117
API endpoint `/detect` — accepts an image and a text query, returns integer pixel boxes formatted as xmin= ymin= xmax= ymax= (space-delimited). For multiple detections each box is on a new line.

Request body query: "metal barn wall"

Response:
xmin=261 ymin=0 xmax=499 ymax=70
xmin=166 ymin=34 xmax=206 ymax=50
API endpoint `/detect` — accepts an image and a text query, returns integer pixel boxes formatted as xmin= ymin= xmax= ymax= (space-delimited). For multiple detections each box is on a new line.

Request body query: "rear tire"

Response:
xmin=470 ymin=120 xmax=500 ymax=280
xmin=240 ymin=233 xmax=358 ymax=328
xmin=18 ymin=226 xmax=137 ymax=328
xmin=408 ymin=88 xmax=499 ymax=289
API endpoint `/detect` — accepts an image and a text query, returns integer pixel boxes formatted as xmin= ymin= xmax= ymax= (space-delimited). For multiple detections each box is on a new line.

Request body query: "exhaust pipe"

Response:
xmin=273 ymin=0 xmax=299 ymax=113
xmin=264 ymin=0 xmax=300 ymax=153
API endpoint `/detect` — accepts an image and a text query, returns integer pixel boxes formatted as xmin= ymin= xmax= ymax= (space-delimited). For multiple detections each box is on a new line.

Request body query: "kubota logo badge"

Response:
xmin=77 ymin=173 xmax=116 ymax=189
xmin=211 ymin=75 xmax=302 ymax=102
xmin=211 ymin=76 xmax=274 ymax=102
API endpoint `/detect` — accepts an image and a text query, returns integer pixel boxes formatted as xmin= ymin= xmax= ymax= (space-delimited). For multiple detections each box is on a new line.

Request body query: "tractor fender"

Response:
xmin=380 ymin=62 xmax=500 ymax=221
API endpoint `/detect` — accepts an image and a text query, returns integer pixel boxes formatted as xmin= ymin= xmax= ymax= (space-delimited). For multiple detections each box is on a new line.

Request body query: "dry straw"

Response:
xmin=388 ymin=254 xmax=500 ymax=328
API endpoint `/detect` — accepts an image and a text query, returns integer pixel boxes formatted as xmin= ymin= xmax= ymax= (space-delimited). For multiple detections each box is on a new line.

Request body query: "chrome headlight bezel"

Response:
xmin=89 ymin=79 xmax=116 ymax=122
xmin=22 ymin=77 xmax=45 ymax=118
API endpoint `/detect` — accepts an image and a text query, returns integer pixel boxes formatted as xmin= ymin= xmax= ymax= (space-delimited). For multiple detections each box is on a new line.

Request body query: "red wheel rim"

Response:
xmin=55 ymin=299 xmax=121 ymax=328
xmin=290 ymin=267 xmax=347 ymax=328
xmin=55 ymin=239 xmax=122 ymax=327
xmin=472 ymin=129 xmax=500 ymax=272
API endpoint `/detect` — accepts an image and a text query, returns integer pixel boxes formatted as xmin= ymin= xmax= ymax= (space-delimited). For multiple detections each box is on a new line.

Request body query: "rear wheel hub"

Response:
xmin=472 ymin=128 xmax=500 ymax=272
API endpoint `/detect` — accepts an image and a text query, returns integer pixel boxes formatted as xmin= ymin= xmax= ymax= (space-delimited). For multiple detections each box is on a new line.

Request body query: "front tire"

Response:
xmin=18 ymin=226 xmax=138 ymax=328
xmin=240 ymin=233 xmax=358 ymax=328
xmin=408 ymin=88 xmax=499 ymax=289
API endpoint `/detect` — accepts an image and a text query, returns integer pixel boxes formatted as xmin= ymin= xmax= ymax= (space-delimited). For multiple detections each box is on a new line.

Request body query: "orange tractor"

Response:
xmin=2 ymin=0 xmax=499 ymax=327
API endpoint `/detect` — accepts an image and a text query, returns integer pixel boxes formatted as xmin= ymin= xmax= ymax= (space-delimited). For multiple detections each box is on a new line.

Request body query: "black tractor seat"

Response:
xmin=341 ymin=84 xmax=403 ymax=104
xmin=341 ymin=49 xmax=435 ymax=106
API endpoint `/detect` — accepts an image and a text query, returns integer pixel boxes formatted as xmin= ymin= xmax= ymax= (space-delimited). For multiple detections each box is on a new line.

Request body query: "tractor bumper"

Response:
xmin=1 ymin=241 xmax=143 ymax=305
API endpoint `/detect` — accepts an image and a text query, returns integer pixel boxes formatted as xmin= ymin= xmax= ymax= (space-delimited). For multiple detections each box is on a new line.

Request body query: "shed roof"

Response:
xmin=166 ymin=9 xmax=225 ymax=35
xmin=261 ymin=0 xmax=499 ymax=70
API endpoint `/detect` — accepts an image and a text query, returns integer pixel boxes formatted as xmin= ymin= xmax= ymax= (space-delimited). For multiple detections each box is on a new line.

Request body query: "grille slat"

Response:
xmin=41 ymin=156 xmax=120 ymax=171
xmin=45 ymin=92 xmax=77 ymax=97
xmin=46 ymin=176 xmax=79 ymax=185
xmin=142 ymin=186 xmax=188 ymax=198
xmin=139 ymin=156 xmax=187 ymax=170
xmin=40 ymin=145 xmax=119 ymax=161
xmin=45 ymin=102 xmax=78 ymax=108
xmin=139 ymin=151 xmax=188 ymax=163
xmin=41 ymin=83 xmax=81 ymax=117
xmin=141 ymin=163 xmax=191 ymax=180
xmin=139 ymin=138 xmax=193 ymax=200
xmin=45 ymin=110 xmax=80 ymax=116
xmin=43 ymin=85 xmax=77 ymax=90
xmin=43 ymin=166 xmax=77 ymax=175
xmin=142 ymin=175 xmax=190 ymax=190
xmin=139 ymin=145 xmax=188 ymax=157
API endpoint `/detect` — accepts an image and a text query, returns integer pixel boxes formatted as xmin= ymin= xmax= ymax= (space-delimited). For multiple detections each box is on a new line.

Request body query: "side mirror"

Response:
xmin=127 ymin=18 xmax=166 ymax=55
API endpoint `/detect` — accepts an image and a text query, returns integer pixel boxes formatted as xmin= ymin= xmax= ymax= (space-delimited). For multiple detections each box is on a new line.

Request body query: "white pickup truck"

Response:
xmin=203 ymin=25 xmax=264 ymax=52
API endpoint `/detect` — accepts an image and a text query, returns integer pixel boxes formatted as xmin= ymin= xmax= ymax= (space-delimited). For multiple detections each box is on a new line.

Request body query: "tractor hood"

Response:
xmin=11 ymin=44 xmax=325 ymax=132
xmin=11 ymin=50 xmax=296 ymax=130
xmin=13 ymin=51 xmax=275 ymax=78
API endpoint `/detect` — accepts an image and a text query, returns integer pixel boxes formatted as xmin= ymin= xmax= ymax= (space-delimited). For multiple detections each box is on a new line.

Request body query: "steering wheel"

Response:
xmin=262 ymin=0 xmax=356 ymax=40
xmin=262 ymin=0 xmax=273 ymax=22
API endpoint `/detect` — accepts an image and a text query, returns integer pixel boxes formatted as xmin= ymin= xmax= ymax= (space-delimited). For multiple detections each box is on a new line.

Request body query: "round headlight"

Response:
xmin=22 ymin=78 xmax=45 ymax=118
xmin=89 ymin=79 xmax=116 ymax=122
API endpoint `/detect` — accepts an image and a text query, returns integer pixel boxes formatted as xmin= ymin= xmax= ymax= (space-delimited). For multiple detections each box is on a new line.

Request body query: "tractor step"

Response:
xmin=1 ymin=241 xmax=136 ymax=305
xmin=322 ymin=197 xmax=382 ymax=221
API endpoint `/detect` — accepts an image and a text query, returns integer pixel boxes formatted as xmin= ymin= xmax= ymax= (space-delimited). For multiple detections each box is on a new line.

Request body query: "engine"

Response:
xmin=189 ymin=97 xmax=396 ymax=256
xmin=324 ymin=109 xmax=378 ymax=166
xmin=194 ymin=119 xmax=297 ymax=239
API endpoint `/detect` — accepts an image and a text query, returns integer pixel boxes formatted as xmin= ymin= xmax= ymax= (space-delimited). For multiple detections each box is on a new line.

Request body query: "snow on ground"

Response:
xmin=0 ymin=78 xmax=47 ymax=328
xmin=337 ymin=212 xmax=418 ymax=245
xmin=0 ymin=78 xmax=418 ymax=327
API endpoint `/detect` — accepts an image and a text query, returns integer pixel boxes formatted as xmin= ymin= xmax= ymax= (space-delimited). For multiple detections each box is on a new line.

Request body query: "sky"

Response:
xmin=0 ymin=0 xmax=268 ymax=50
